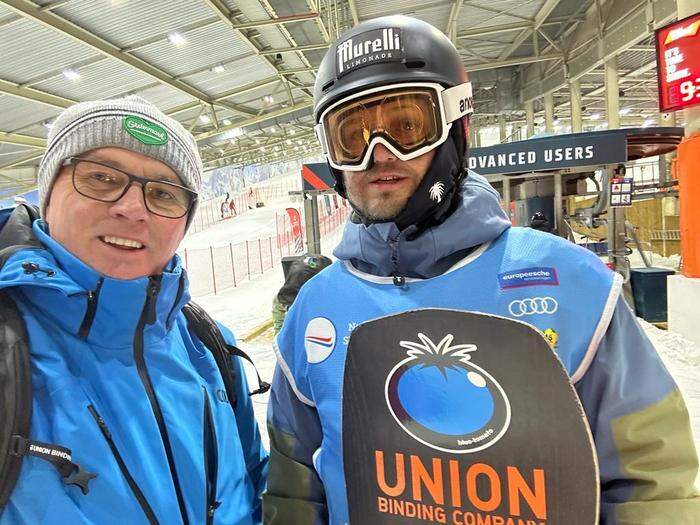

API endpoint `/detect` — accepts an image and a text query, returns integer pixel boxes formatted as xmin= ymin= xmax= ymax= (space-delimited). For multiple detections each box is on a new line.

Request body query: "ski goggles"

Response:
xmin=315 ymin=82 xmax=473 ymax=171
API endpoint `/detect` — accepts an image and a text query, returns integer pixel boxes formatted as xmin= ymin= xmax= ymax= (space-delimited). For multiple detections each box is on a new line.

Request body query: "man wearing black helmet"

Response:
xmin=264 ymin=16 xmax=699 ymax=525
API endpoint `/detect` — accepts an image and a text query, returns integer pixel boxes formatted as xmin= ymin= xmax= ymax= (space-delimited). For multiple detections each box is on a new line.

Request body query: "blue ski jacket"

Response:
xmin=0 ymin=207 xmax=268 ymax=524
xmin=264 ymin=171 xmax=699 ymax=524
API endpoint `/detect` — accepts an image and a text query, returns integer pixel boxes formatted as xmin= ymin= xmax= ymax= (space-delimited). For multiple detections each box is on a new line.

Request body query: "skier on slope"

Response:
xmin=263 ymin=16 xmax=700 ymax=524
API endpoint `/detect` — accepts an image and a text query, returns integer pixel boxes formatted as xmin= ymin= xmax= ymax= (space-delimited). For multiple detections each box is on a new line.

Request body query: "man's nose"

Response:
xmin=109 ymin=183 xmax=148 ymax=220
xmin=372 ymin=143 xmax=397 ymax=163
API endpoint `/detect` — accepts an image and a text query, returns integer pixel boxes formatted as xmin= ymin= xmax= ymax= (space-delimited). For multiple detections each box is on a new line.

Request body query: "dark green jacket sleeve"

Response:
xmin=576 ymin=298 xmax=700 ymax=524
xmin=263 ymin=367 xmax=327 ymax=524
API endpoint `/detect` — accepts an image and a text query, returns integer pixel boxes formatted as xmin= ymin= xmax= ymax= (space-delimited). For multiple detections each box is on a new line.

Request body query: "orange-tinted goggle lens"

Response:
xmin=322 ymin=88 xmax=442 ymax=166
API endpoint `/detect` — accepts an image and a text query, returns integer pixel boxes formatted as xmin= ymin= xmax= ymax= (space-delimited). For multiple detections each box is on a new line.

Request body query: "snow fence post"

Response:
xmin=209 ymin=246 xmax=217 ymax=295
xmin=246 ymin=241 xmax=251 ymax=281
xmin=229 ymin=243 xmax=237 ymax=287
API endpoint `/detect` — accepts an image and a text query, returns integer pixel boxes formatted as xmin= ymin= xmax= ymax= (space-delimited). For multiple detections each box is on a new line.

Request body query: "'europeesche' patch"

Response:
xmin=498 ymin=267 xmax=559 ymax=290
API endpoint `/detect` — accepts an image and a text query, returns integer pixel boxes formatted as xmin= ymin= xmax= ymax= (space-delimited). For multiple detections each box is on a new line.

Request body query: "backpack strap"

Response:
xmin=0 ymin=289 xmax=32 ymax=508
xmin=182 ymin=302 xmax=270 ymax=411
xmin=0 ymin=290 xmax=97 ymax=510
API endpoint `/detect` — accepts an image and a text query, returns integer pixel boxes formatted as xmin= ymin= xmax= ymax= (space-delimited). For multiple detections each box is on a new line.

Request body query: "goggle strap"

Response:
xmin=314 ymin=123 xmax=328 ymax=155
xmin=442 ymin=82 xmax=474 ymax=123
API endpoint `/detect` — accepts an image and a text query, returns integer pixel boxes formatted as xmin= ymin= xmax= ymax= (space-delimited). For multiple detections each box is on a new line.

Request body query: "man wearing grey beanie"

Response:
xmin=0 ymin=96 xmax=268 ymax=524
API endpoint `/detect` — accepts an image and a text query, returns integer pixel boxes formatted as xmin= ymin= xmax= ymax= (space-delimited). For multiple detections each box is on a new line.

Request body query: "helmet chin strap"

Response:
xmin=334 ymin=120 xmax=468 ymax=235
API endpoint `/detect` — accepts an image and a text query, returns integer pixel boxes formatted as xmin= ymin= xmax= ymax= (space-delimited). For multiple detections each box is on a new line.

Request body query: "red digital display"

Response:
xmin=656 ymin=12 xmax=700 ymax=112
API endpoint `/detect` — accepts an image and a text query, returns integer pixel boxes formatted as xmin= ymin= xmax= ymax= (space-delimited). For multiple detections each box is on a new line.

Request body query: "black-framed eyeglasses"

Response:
xmin=66 ymin=157 xmax=198 ymax=219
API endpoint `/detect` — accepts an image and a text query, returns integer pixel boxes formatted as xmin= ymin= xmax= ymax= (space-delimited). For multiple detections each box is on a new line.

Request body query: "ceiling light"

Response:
xmin=222 ymin=118 xmax=231 ymax=126
xmin=619 ymin=107 xmax=631 ymax=116
xmin=589 ymin=113 xmax=601 ymax=121
xmin=62 ymin=68 xmax=80 ymax=81
xmin=286 ymin=139 xmax=292 ymax=145
xmin=168 ymin=32 xmax=187 ymax=46
xmin=642 ymin=118 xmax=655 ymax=128
xmin=290 ymin=129 xmax=296 ymax=135
xmin=261 ymin=146 xmax=266 ymax=152
xmin=263 ymin=95 xmax=274 ymax=104
xmin=255 ymin=138 xmax=260 ymax=145
xmin=212 ymin=64 xmax=226 ymax=73
xmin=199 ymin=114 xmax=211 ymax=124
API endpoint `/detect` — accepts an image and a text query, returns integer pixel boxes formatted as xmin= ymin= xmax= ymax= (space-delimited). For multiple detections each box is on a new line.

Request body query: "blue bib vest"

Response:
xmin=275 ymin=227 xmax=622 ymax=524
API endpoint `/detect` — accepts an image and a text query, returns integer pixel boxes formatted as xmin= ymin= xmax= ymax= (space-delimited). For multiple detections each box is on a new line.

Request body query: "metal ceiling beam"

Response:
xmin=445 ymin=0 xmax=464 ymax=42
xmin=0 ymin=0 xmax=224 ymax=106
xmin=0 ymin=131 xmax=46 ymax=148
xmin=347 ymin=0 xmax=360 ymax=26
xmin=522 ymin=0 xmax=676 ymax=102
xmin=167 ymin=79 xmax=278 ymax=116
xmin=203 ymin=130 xmax=316 ymax=166
xmin=0 ymin=77 xmax=75 ymax=109
xmin=200 ymin=0 xmax=316 ymax=105
xmin=0 ymin=150 xmax=43 ymax=170
xmin=259 ymin=43 xmax=330 ymax=55
xmin=498 ymin=0 xmax=562 ymax=60
xmin=457 ymin=17 xmax=581 ymax=39
xmin=195 ymin=101 xmax=313 ymax=142
xmin=578 ymin=60 xmax=658 ymax=99
xmin=466 ymin=53 xmax=563 ymax=72
xmin=229 ymin=12 xmax=320 ymax=30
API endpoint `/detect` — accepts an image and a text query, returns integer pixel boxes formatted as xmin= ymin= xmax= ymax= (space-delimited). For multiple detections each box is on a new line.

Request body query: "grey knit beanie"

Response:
xmin=38 ymin=95 xmax=203 ymax=227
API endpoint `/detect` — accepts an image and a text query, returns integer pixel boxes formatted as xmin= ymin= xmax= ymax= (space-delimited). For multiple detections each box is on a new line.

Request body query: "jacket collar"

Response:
xmin=333 ymin=171 xmax=511 ymax=279
xmin=0 ymin=213 xmax=190 ymax=348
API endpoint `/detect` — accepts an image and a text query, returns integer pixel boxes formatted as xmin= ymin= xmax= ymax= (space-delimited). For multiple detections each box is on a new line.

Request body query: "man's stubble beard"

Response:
xmin=343 ymin=164 xmax=422 ymax=222
xmin=345 ymin=184 xmax=409 ymax=222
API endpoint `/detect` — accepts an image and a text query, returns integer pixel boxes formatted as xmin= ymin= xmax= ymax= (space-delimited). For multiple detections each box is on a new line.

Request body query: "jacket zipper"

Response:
xmin=78 ymin=278 xmax=104 ymax=339
xmin=203 ymin=389 xmax=221 ymax=524
xmin=87 ymin=405 xmax=159 ymax=525
xmin=388 ymin=232 xmax=406 ymax=287
xmin=133 ymin=276 xmax=190 ymax=525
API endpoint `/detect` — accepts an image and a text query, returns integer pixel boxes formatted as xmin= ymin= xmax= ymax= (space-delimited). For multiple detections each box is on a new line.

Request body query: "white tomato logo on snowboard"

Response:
xmin=385 ymin=332 xmax=511 ymax=453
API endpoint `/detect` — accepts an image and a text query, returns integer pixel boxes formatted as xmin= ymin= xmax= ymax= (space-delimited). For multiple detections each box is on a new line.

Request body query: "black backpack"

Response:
xmin=0 ymin=290 xmax=269 ymax=507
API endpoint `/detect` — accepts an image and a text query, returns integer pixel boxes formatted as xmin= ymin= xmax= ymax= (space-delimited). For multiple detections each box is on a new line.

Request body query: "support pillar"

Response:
xmin=499 ymin=115 xmax=507 ymax=143
xmin=502 ymin=178 xmax=511 ymax=220
xmin=554 ymin=172 xmax=563 ymax=236
xmin=605 ymin=57 xmax=620 ymax=130
xmin=544 ymin=93 xmax=554 ymax=132
xmin=679 ymin=0 xmax=700 ymax=136
xmin=569 ymin=80 xmax=583 ymax=133
xmin=303 ymin=193 xmax=321 ymax=254
xmin=525 ymin=100 xmax=535 ymax=138
xmin=469 ymin=123 xmax=477 ymax=148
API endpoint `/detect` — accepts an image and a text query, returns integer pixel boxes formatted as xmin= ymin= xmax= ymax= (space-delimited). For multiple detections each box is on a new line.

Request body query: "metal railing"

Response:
xmin=181 ymin=201 xmax=350 ymax=297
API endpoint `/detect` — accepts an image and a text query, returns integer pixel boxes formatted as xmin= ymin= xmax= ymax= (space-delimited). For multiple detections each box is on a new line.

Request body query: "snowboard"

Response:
xmin=342 ymin=309 xmax=598 ymax=525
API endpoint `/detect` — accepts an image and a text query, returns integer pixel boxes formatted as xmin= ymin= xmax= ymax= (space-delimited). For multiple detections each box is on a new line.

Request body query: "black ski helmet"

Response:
xmin=313 ymin=15 xmax=471 ymax=232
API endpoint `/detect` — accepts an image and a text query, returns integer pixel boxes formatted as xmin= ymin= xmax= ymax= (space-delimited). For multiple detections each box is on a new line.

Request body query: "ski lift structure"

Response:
xmin=473 ymin=127 xmax=684 ymax=281
xmin=293 ymin=127 xmax=684 ymax=283
xmin=290 ymin=163 xmax=338 ymax=255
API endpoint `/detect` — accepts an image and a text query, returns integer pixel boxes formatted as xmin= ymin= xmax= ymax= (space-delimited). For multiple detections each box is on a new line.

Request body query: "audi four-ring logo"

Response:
xmin=508 ymin=297 xmax=558 ymax=317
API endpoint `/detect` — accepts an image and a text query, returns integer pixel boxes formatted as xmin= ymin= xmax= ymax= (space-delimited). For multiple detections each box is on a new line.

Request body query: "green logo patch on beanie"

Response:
xmin=123 ymin=116 xmax=169 ymax=145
